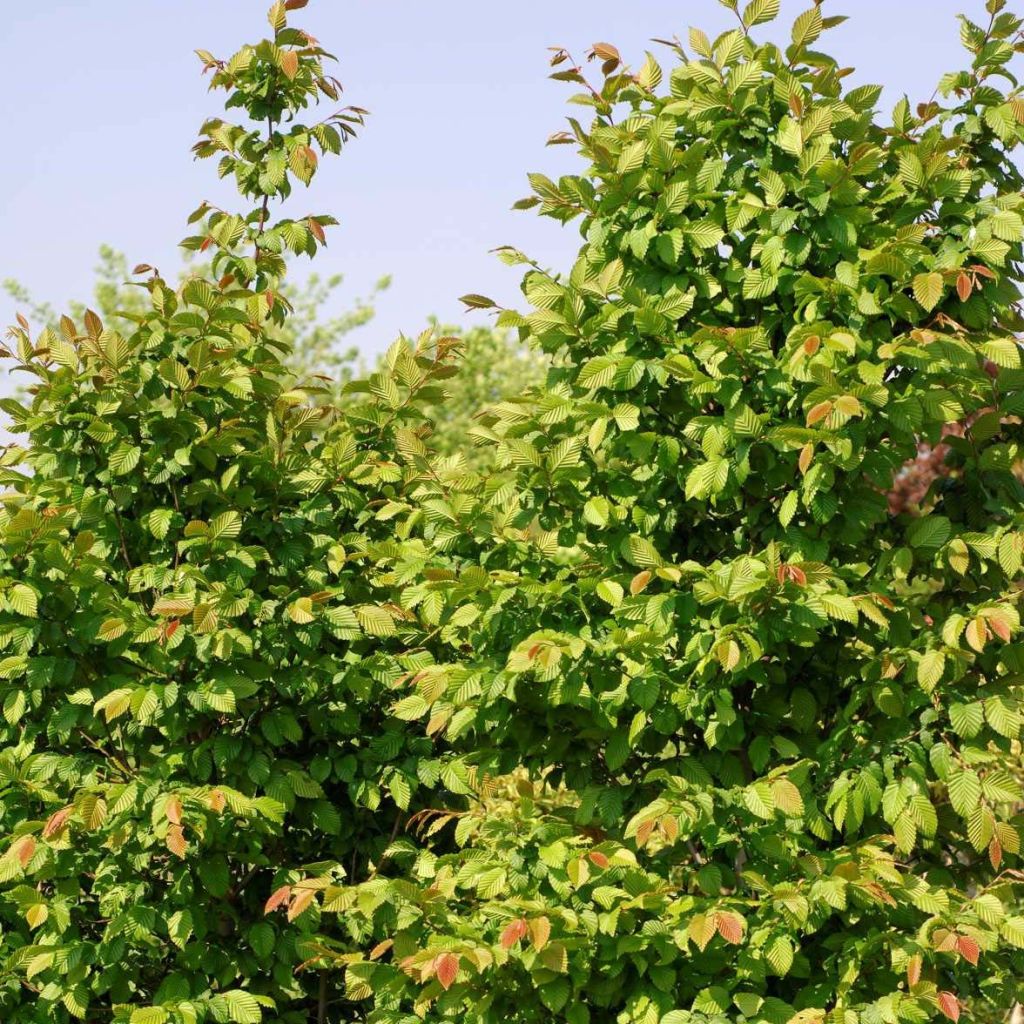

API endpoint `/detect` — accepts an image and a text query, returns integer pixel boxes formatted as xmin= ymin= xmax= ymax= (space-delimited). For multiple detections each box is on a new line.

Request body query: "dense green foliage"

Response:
xmin=0 ymin=6 xmax=455 ymax=1020
xmin=4 ymin=1 xmax=1024 ymax=1023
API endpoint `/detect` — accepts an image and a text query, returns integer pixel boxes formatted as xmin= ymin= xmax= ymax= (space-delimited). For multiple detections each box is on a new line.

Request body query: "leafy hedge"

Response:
xmin=3 ymin=1 xmax=1024 ymax=1023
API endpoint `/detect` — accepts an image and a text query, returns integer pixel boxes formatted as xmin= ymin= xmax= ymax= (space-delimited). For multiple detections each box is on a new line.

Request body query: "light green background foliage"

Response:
xmin=2 ymin=1 xmax=1024 ymax=1023
xmin=4 ymin=263 xmax=546 ymax=469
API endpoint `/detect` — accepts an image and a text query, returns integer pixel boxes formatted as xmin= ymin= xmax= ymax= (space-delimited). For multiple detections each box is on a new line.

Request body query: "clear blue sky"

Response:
xmin=1 ymin=0 xmax=972 ymax=356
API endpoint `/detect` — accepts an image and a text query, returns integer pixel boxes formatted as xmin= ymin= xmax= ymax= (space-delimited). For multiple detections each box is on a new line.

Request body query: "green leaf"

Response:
xmin=98 ymin=618 xmax=128 ymax=641
xmin=686 ymin=219 xmax=725 ymax=249
xmin=130 ymin=1010 xmax=170 ymax=1024
xmin=981 ymin=337 xmax=1021 ymax=368
xmin=109 ymin=442 xmax=142 ymax=476
xmin=777 ymin=117 xmax=803 ymax=155
xmin=355 ymin=605 xmax=396 ymax=636
xmin=248 ymin=922 xmax=275 ymax=959
xmin=744 ymin=781 xmax=775 ymax=819
xmin=167 ymin=909 xmax=193 ymax=949
xmin=7 ymin=584 xmax=38 ymax=618
xmin=146 ymin=508 xmax=175 ymax=540
xmin=623 ymin=535 xmax=663 ymax=568
xmin=743 ymin=0 xmax=781 ymax=28
xmin=791 ymin=7 xmax=823 ymax=47
xmin=765 ymin=933 xmax=794 ymax=975
xmin=214 ymin=989 xmax=263 ymax=1024
xmin=917 ymin=650 xmax=945 ymax=693
xmin=981 ymin=769 xmax=1022 ymax=804
xmin=210 ymin=510 xmax=242 ymax=540
xmin=912 ymin=272 xmax=944 ymax=312
xmin=820 ymin=593 xmax=858 ymax=625
xmin=950 ymin=701 xmax=985 ymax=738
xmin=779 ymin=490 xmax=799 ymax=527
xmin=547 ymin=437 xmax=583 ymax=473
xmin=907 ymin=515 xmax=951 ymax=549
xmin=584 ymin=496 xmax=610 ymax=526
xmin=947 ymin=769 xmax=982 ymax=817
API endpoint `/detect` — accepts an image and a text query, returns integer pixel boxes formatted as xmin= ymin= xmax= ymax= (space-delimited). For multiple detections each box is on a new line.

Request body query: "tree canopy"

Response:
xmin=2 ymin=1 xmax=1024 ymax=1023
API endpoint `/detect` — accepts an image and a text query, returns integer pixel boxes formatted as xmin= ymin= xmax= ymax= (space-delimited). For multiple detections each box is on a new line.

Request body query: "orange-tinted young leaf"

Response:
xmin=779 ymin=564 xmax=807 ymax=586
xmin=500 ymin=918 xmax=528 ymax=949
xmin=688 ymin=913 xmax=716 ymax=952
xmin=12 ymin=836 xmax=35 ymax=868
xmin=42 ymin=806 xmax=74 ymax=839
xmin=635 ymin=819 xmax=655 ymax=848
xmin=369 ymin=939 xmax=393 ymax=960
xmin=166 ymin=795 xmax=183 ymax=825
xmin=83 ymin=309 xmax=103 ymax=339
xmin=280 ymin=49 xmax=299 ymax=80
xmin=716 ymin=911 xmax=744 ymax=944
xmin=989 ymin=834 xmax=1003 ymax=870
xmin=803 ymin=334 xmax=821 ymax=355
xmin=264 ymin=884 xmax=292 ymax=914
xmin=308 ymin=217 xmax=326 ymax=244
xmin=989 ymin=615 xmax=1012 ymax=643
xmin=588 ymin=850 xmax=610 ymax=869
xmin=956 ymin=935 xmax=980 ymax=966
xmin=630 ymin=570 xmax=652 ymax=595
xmin=938 ymin=992 xmax=960 ymax=1022
xmin=529 ymin=915 xmax=551 ymax=950
xmin=798 ymin=443 xmax=814 ymax=474
xmin=287 ymin=886 xmax=316 ymax=921
xmin=965 ymin=616 xmax=989 ymax=653
xmin=956 ymin=271 xmax=973 ymax=302
xmin=166 ymin=823 xmax=187 ymax=859
xmin=907 ymin=953 xmax=922 ymax=987
xmin=208 ymin=789 xmax=226 ymax=813
xmin=591 ymin=42 xmax=621 ymax=62
xmin=434 ymin=952 xmax=459 ymax=990
xmin=806 ymin=401 xmax=833 ymax=426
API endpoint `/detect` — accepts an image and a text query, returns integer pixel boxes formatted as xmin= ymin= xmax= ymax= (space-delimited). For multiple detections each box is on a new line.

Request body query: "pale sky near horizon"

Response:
xmin=1 ymin=0 xmax=976 ymax=368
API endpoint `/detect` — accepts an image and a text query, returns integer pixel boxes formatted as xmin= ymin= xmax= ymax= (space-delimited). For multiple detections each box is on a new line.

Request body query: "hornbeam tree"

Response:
xmin=289 ymin=3 xmax=1024 ymax=1024
xmin=0 ymin=3 xmax=479 ymax=1021
xmin=5 ymin=2 xmax=1024 ymax=1024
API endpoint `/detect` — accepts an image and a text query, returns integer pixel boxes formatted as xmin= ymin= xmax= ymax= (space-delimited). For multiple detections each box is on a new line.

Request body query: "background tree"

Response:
xmin=4 ymin=264 xmax=547 ymax=464
xmin=3 ymin=249 xmax=388 ymax=393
